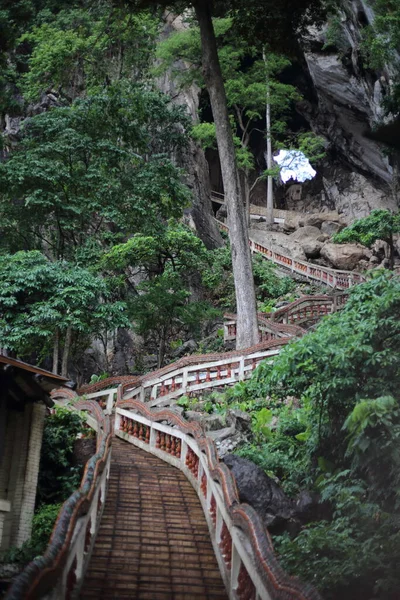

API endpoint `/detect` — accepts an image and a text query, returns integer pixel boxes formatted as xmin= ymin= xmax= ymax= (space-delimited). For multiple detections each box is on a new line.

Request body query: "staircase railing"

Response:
xmin=115 ymin=399 xmax=322 ymax=600
xmin=223 ymin=315 xmax=304 ymax=343
xmin=5 ymin=401 xmax=112 ymax=600
xmin=118 ymin=338 xmax=290 ymax=408
xmin=216 ymin=219 xmax=365 ymax=290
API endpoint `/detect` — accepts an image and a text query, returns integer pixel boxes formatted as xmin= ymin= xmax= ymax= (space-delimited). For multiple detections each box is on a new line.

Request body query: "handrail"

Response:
xmin=118 ymin=338 xmax=291 ymax=408
xmin=115 ymin=400 xmax=322 ymax=600
xmin=5 ymin=401 xmax=112 ymax=600
xmin=215 ymin=219 xmax=365 ymax=290
xmin=224 ymin=293 xmax=348 ymax=342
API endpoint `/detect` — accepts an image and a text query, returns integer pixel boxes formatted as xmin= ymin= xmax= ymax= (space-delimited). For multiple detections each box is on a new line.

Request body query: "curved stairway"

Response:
xmin=80 ymin=438 xmax=228 ymax=600
xmin=5 ymin=221 xmax=365 ymax=600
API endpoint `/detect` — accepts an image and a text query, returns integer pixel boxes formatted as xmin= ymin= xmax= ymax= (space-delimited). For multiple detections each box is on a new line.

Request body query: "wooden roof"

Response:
xmin=0 ymin=354 xmax=75 ymax=409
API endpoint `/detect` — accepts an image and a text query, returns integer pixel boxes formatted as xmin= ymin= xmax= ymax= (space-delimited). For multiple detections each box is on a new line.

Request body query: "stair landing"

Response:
xmin=80 ymin=438 xmax=228 ymax=600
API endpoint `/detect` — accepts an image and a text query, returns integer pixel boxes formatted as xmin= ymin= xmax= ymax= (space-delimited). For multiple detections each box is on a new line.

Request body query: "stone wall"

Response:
xmin=0 ymin=402 xmax=46 ymax=552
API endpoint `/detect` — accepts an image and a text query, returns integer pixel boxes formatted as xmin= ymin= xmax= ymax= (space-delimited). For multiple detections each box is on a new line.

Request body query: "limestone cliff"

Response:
xmin=294 ymin=0 xmax=399 ymax=221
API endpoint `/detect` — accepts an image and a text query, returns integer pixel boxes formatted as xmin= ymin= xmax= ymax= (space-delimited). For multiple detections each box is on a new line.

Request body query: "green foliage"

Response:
xmin=359 ymin=0 xmax=400 ymax=113
xmin=334 ymin=210 xmax=400 ymax=268
xmin=323 ymin=14 xmax=349 ymax=53
xmin=333 ymin=209 xmax=400 ymax=248
xmin=89 ymin=372 xmax=110 ymax=384
xmin=18 ymin=6 xmax=158 ymax=102
xmin=231 ymin=271 xmax=400 ymax=596
xmin=102 ymin=222 xmax=208 ymax=277
xmin=252 ymin=407 xmax=273 ymax=440
xmin=202 ymin=245 xmax=236 ymax=310
xmin=191 ymin=122 xmax=217 ymax=150
xmin=155 ymin=16 xmax=305 ymax=194
xmin=2 ymin=503 xmax=62 ymax=565
xmin=0 ymin=82 xmax=190 ymax=260
xmin=343 ymin=396 xmax=400 ymax=505
xmin=0 ymin=251 xmax=128 ymax=363
xmin=275 ymin=472 xmax=400 ymax=600
xmin=252 ymin=255 xmax=296 ymax=301
xmin=37 ymin=407 xmax=85 ymax=504
xmin=131 ymin=270 xmax=218 ymax=367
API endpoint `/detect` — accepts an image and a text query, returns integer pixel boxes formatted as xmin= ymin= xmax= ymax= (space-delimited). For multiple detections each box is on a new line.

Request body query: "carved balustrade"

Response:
xmin=5 ymin=401 xmax=112 ymax=600
xmin=115 ymin=400 xmax=321 ymax=600
xmin=81 ymin=388 xmax=118 ymax=414
xmin=215 ymin=219 xmax=365 ymax=290
xmin=119 ymin=341 xmax=287 ymax=409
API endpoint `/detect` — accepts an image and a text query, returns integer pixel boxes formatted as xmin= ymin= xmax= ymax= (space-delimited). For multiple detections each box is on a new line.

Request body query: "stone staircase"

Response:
xmin=80 ymin=438 xmax=228 ymax=600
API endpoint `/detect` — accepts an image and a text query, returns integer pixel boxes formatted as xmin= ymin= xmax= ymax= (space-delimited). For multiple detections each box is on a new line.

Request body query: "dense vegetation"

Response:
xmin=2 ymin=407 xmax=86 ymax=565
xmin=212 ymin=271 xmax=400 ymax=599
xmin=1 ymin=1 xmax=400 ymax=598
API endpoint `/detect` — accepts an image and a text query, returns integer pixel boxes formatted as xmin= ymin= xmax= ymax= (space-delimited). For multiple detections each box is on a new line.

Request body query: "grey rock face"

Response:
xmin=223 ymin=454 xmax=295 ymax=533
xmin=156 ymin=15 xmax=223 ymax=250
xmin=321 ymin=241 xmax=369 ymax=269
xmin=294 ymin=4 xmax=398 ymax=220
xmin=225 ymin=409 xmax=252 ymax=433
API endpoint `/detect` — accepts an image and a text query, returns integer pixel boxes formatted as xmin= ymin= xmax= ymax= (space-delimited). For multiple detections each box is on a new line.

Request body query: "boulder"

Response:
xmin=185 ymin=411 xmax=225 ymax=432
xmin=225 ymin=409 xmax=252 ymax=433
xmin=289 ymin=226 xmax=323 ymax=259
xmin=249 ymin=228 xmax=306 ymax=261
xmin=283 ymin=213 xmax=304 ymax=232
xmin=171 ymin=339 xmax=197 ymax=358
xmin=302 ymin=240 xmax=323 ymax=259
xmin=202 ymin=414 xmax=226 ymax=432
xmin=321 ymin=220 xmax=345 ymax=236
xmin=317 ymin=233 xmax=330 ymax=243
xmin=320 ymin=242 xmax=368 ymax=270
xmin=223 ymin=454 xmax=295 ymax=533
xmin=289 ymin=225 xmax=321 ymax=241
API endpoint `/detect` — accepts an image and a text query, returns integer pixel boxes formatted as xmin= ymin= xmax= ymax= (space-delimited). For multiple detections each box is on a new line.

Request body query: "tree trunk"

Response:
xmin=61 ymin=326 xmax=72 ymax=378
xmin=264 ymin=48 xmax=274 ymax=226
xmin=158 ymin=331 xmax=166 ymax=369
xmin=388 ymin=234 xmax=395 ymax=269
xmin=52 ymin=328 xmax=60 ymax=375
xmin=194 ymin=0 xmax=259 ymax=349
xmin=243 ymin=170 xmax=251 ymax=228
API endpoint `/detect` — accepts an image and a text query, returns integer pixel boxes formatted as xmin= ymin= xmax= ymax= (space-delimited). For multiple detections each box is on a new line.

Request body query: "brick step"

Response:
xmin=80 ymin=438 xmax=228 ymax=600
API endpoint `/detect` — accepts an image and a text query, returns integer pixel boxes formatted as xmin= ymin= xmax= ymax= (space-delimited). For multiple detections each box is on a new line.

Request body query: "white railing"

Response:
xmin=120 ymin=341 xmax=288 ymax=408
xmin=216 ymin=219 xmax=365 ymax=290
xmin=211 ymin=192 xmax=286 ymax=224
xmin=84 ymin=388 xmax=118 ymax=415
xmin=6 ymin=402 xmax=111 ymax=600
xmin=115 ymin=402 xmax=322 ymax=600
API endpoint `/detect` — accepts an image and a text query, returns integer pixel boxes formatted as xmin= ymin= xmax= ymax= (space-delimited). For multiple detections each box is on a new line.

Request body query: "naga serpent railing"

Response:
xmin=118 ymin=338 xmax=291 ymax=408
xmin=115 ymin=399 xmax=322 ymax=600
xmin=224 ymin=292 xmax=349 ymax=342
xmin=5 ymin=401 xmax=112 ymax=600
xmin=216 ymin=219 xmax=365 ymax=290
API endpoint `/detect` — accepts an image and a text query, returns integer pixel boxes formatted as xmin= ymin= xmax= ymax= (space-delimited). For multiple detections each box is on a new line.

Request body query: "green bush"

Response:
xmin=37 ymin=407 xmax=85 ymax=505
xmin=2 ymin=503 xmax=62 ymax=565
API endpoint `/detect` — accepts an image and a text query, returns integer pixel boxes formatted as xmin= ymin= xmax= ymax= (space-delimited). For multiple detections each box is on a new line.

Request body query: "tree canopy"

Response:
xmin=0 ymin=82 xmax=191 ymax=261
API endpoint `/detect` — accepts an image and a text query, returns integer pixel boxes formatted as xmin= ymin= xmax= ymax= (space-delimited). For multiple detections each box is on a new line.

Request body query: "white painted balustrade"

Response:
xmin=115 ymin=408 xmax=272 ymax=600
xmin=216 ymin=219 xmax=365 ymax=290
xmin=5 ymin=403 xmax=111 ymax=600
xmin=42 ymin=452 xmax=111 ymax=600
xmin=84 ymin=388 xmax=118 ymax=415
xmin=121 ymin=347 xmax=282 ymax=408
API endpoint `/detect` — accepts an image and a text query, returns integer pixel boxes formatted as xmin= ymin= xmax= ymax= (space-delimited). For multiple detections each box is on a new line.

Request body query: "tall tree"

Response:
xmin=193 ymin=1 xmax=258 ymax=349
xmin=0 ymin=251 xmax=129 ymax=375
xmin=121 ymin=0 xmax=331 ymax=349
xmin=0 ymin=82 xmax=190 ymax=261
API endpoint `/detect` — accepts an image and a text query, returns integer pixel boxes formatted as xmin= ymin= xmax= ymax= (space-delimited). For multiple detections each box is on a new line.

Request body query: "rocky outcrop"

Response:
xmin=292 ymin=1 xmax=399 ymax=220
xmin=321 ymin=241 xmax=370 ymax=269
xmin=157 ymin=14 xmax=223 ymax=250
xmin=223 ymin=454 xmax=295 ymax=533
